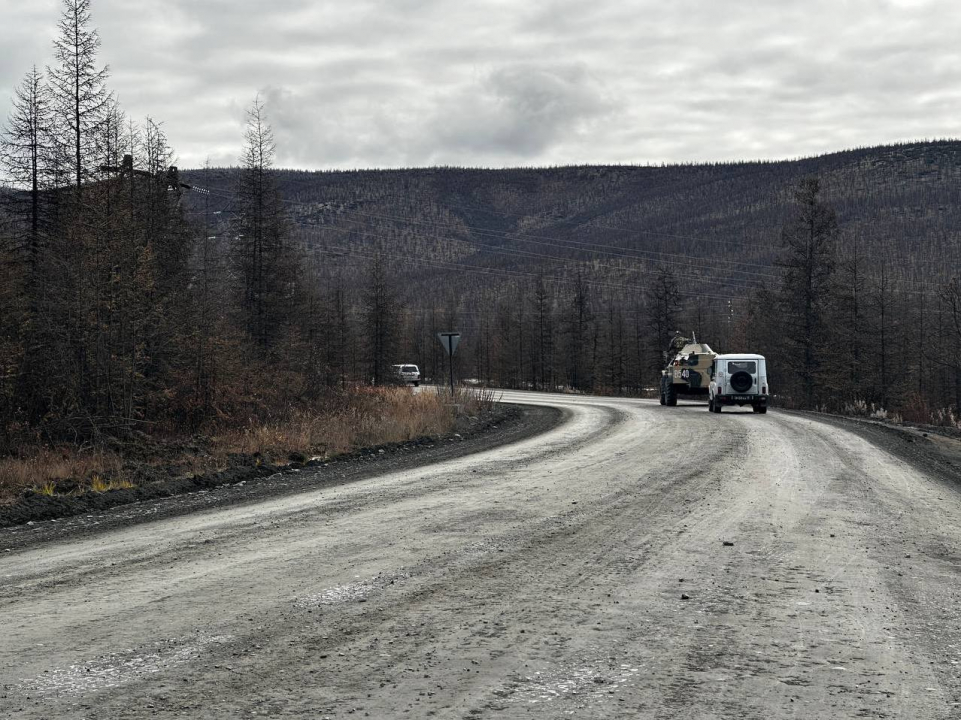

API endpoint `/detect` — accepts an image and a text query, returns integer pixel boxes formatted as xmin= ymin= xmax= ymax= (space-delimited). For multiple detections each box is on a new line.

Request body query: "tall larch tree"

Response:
xmin=363 ymin=254 xmax=398 ymax=385
xmin=47 ymin=0 xmax=110 ymax=191
xmin=235 ymin=96 xmax=290 ymax=350
xmin=645 ymin=267 xmax=681 ymax=378
xmin=776 ymin=177 xmax=839 ymax=408
xmin=1 ymin=66 xmax=55 ymax=265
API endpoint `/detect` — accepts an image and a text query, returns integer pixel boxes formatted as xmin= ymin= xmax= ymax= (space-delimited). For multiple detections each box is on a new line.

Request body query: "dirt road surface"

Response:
xmin=3 ymin=392 xmax=961 ymax=719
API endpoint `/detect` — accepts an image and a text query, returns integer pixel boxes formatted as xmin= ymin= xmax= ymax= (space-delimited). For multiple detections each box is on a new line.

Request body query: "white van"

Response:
xmin=708 ymin=354 xmax=768 ymax=414
xmin=392 ymin=364 xmax=420 ymax=386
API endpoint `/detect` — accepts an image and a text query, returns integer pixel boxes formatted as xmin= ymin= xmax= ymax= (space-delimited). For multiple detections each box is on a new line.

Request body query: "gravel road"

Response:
xmin=2 ymin=392 xmax=961 ymax=719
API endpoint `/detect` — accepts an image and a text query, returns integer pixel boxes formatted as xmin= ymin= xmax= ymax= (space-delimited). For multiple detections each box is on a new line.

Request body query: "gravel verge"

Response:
xmin=0 ymin=403 xmax=563 ymax=545
xmin=784 ymin=409 xmax=961 ymax=486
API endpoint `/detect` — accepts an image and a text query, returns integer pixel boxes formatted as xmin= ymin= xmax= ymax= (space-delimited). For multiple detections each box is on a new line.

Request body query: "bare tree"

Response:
xmin=1 ymin=66 xmax=56 ymax=264
xmin=47 ymin=0 xmax=111 ymax=191
xmin=835 ymin=230 xmax=866 ymax=402
xmin=940 ymin=277 xmax=961 ymax=411
xmin=776 ymin=177 xmax=838 ymax=407
xmin=565 ymin=273 xmax=594 ymax=391
xmin=645 ymin=267 xmax=680 ymax=379
xmin=363 ymin=254 xmax=398 ymax=385
xmin=234 ymin=96 xmax=290 ymax=349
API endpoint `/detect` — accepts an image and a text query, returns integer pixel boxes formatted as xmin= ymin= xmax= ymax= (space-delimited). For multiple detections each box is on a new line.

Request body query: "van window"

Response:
xmin=402 ymin=365 xmax=418 ymax=373
xmin=728 ymin=360 xmax=756 ymax=374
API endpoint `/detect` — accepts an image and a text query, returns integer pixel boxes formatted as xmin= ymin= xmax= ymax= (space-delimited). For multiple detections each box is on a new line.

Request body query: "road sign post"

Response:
xmin=437 ymin=332 xmax=461 ymax=396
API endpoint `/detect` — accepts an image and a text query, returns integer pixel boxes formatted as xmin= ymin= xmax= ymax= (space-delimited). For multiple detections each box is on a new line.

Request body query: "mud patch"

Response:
xmin=16 ymin=632 xmax=231 ymax=697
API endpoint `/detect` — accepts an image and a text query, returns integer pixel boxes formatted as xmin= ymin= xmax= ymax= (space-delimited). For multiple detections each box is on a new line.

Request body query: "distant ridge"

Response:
xmin=184 ymin=139 xmax=961 ymax=301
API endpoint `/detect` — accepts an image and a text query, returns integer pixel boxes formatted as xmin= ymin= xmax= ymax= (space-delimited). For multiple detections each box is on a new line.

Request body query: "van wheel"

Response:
xmin=708 ymin=398 xmax=714 ymax=412
xmin=414 ymin=381 xmax=419 ymax=387
xmin=754 ymin=405 xmax=767 ymax=414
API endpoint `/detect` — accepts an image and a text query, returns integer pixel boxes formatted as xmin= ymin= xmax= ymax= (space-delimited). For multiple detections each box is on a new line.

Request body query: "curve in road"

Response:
xmin=2 ymin=392 xmax=960 ymax=718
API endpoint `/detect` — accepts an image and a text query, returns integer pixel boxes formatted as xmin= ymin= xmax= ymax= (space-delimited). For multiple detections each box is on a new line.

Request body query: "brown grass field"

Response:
xmin=0 ymin=387 xmax=496 ymax=506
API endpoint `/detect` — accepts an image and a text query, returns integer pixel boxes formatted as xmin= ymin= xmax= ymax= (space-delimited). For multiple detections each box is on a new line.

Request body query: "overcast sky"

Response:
xmin=2 ymin=0 xmax=959 ymax=170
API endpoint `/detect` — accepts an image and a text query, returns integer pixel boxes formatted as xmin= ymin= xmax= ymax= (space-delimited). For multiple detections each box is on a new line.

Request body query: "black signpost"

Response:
xmin=437 ymin=332 xmax=461 ymax=395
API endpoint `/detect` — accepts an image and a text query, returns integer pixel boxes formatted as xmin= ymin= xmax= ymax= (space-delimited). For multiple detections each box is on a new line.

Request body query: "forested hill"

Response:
xmin=184 ymin=139 xmax=961 ymax=303
xmin=5 ymin=0 xmax=958 ymax=461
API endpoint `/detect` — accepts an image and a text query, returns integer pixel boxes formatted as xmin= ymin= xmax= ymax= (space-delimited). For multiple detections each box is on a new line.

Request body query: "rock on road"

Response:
xmin=2 ymin=391 xmax=961 ymax=718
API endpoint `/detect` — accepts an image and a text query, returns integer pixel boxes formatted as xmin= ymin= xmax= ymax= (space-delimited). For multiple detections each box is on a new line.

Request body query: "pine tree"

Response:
xmin=565 ymin=273 xmax=594 ymax=391
xmin=363 ymin=255 xmax=398 ymax=385
xmin=1 ymin=66 xmax=55 ymax=265
xmin=0 ymin=67 xmax=59 ymax=423
xmin=835 ymin=230 xmax=866 ymax=402
xmin=645 ymin=267 xmax=680 ymax=379
xmin=47 ymin=0 xmax=111 ymax=190
xmin=937 ymin=278 xmax=961 ymax=411
xmin=528 ymin=275 xmax=554 ymax=390
xmin=776 ymin=177 xmax=838 ymax=408
xmin=234 ymin=96 xmax=290 ymax=349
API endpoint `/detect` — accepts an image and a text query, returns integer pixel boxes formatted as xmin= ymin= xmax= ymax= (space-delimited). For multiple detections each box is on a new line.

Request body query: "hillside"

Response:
xmin=184 ymin=140 xmax=961 ymax=307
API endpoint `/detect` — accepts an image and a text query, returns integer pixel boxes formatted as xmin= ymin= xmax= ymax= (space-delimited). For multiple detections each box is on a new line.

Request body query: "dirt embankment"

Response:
xmin=0 ymin=403 xmax=563 ymax=541
xmin=785 ymin=409 xmax=961 ymax=487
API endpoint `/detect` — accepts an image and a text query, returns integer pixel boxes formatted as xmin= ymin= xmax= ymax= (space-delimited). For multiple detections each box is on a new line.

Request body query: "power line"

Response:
xmin=329 ymin=205 xmax=781 ymax=279
xmin=309 ymin=237 xmax=749 ymax=302
xmin=199 ymin=185 xmax=949 ymax=296
xmin=202 ymin=187 xmax=769 ymax=292
xmin=202 ymin=186 xmax=758 ymax=295
xmin=317 ymin=214 xmax=769 ymax=293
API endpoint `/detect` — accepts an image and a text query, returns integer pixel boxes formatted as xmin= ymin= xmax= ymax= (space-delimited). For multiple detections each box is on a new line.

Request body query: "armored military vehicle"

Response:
xmin=659 ymin=334 xmax=717 ymax=406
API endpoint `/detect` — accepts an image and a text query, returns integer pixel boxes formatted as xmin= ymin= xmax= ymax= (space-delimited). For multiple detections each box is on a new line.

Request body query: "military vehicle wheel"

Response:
xmin=659 ymin=390 xmax=666 ymax=405
xmin=664 ymin=383 xmax=677 ymax=406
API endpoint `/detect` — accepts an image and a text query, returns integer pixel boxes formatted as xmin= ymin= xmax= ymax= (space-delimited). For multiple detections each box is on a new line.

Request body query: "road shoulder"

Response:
xmin=787 ymin=409 xmax=961 ymax=487
xmin=0 ymin=403 xmax=564 ymax=548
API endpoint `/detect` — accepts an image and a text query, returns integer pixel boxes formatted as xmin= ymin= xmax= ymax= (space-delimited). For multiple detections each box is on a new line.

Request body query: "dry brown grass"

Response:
xmin=89 ymin=475 xmax=136 ymax=493
xmin=0 ymin=386 xmax=493 ymax=506
xmin=0 ymin=448 xmax=125 ymax=504
xmin=213 ymin=387 xmax=460 ymax=459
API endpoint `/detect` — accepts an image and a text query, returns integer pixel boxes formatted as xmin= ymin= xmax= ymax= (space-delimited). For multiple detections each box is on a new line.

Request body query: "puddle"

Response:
xmin=18 ymin=632 xmax=232 ymax=697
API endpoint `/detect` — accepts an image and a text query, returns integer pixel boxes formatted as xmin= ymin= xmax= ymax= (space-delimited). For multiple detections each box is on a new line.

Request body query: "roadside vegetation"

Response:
xmin=2 ymin=1 xmax=960 ymax=512
xmin=0 ymin=386 xmax=497 ymax=506
xmin=0 ymin=2 xmax=502 ymax=508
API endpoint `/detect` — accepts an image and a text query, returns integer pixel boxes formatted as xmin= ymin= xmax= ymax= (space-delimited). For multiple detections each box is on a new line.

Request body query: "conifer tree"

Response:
xmin=1 ymin=66 xmax=55 ymax=264
xmin=565 ymin=273 xmax=594 ymax=391
xmin=363 ymin=255 xmax=398 ymax=385
xmin=776 ymin=177 xmax=838 ymax=408
xmin=645 ymin=267 xmax=680 ymax=378
xmin=235 ymin=96 xmax=290 ymax=349
xmin=47 ymin=0 xmax=111 ymax=190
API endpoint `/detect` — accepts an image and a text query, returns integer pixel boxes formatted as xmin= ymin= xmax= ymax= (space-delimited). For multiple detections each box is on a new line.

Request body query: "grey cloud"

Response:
xmin=426 ymin=64 xmax=616 ymax=162
xmin=3 ymin=0 xmax=961 ymax=170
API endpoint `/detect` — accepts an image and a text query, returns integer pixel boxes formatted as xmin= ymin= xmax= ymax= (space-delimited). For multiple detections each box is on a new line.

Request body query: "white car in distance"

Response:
xmin=393 ymin=364 xmax=420 ymax=387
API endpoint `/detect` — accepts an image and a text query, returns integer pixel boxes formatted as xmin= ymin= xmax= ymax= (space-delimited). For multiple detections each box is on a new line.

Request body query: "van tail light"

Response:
xmin=762 ymin=386 xmax=767 ymax=394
